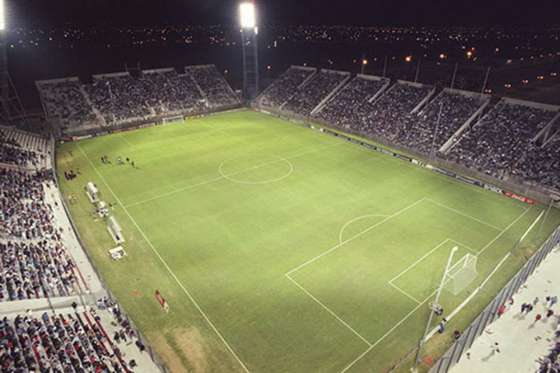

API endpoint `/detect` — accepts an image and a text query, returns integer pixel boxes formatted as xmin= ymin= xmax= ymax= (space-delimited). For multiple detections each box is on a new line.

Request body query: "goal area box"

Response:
xmin=444 ymin=253 xmax=478 ymax=295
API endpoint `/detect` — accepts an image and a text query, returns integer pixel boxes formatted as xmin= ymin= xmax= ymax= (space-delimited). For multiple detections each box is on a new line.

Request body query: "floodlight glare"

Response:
xmin=239 ymin=2 xmax=256 ymax=29
xmin=0 ymin=0 xmax=5 ymax=31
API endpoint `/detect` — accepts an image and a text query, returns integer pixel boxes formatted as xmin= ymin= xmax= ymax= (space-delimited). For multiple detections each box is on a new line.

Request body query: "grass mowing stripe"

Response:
xmin=425 ymin=198 xmax=504 ymax=232
xmin=477 ymin=206 xmax=533 ymax=256
xmin=286 ymin=198 xmax=427 ymax=276
xmin=76 ymin=143 xmax=251 ymax=373
xmin=125 ymin=141 xmax=343 ymax=208
xmin=286 ymin=274 xmax=373 ymax=347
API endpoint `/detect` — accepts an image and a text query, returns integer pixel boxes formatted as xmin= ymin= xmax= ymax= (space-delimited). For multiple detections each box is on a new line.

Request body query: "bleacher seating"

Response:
xmin=514 ymin=134 xmax=560 ymax=191
xmin=0 ymin=127 xmax=50 ymax=169
xmin=283 ymin=70 xmax=348 ymax=116
xmin=37 ymin=65 xmax=238 ymax=135
xmin=0 ymin=307 xmax=146 ymax=372
xmin=355 ymin=82 xmax=433 ymax=141
xmin=186 ymin=65 xmax=240 ymax=108
xmin=395 ymin=90 xmax=487 ymax=154
xmin=36 ymin=79 xmax=98 ymax=131
xmin=258 ymin=66 xmax=315 ymax=108
xmin=448 ymin=100 xmax=557 ymax=179
xmin=315 ymin=75 xmax=389 ymax=128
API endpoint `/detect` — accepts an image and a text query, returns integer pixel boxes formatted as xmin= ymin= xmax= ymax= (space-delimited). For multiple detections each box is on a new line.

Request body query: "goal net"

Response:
xmin=163 ymin=115 xmax=184 ymax=124
xmin=444 ymin=253 xmax=478 ymax=295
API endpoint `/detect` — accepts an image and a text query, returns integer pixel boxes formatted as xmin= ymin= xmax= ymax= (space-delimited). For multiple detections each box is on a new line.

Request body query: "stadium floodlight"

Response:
xmin=0 ymin=0 xmax=5 ymax=31
xmin=239 ymin=2 xmax=256 ymax=29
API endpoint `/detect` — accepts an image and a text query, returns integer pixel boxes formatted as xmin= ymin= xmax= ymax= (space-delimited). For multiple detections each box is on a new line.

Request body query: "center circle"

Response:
xmin=218 ymin=155 xmax=294 ymax=185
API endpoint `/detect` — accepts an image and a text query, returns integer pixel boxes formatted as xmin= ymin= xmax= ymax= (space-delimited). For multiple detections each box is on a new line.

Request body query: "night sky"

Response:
xmin=8 ymin=0 xmax=559 ymax=28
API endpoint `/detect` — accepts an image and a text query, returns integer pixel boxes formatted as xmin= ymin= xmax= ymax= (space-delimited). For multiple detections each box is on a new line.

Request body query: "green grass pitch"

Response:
xmin=56 ymin=110 xmax=560 ymax=372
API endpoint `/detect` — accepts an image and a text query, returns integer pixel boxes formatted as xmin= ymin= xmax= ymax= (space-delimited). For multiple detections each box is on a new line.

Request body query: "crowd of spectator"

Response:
xmin=258 ymin=66 xmax=560 ymax=193
xmin=38 ymin=65 xmax=239 ymax=134
xmin=85 ymin=74 xmax=153 ymax=125
xmin=0 ymin=128 xmax=48 ymax=168
xmin=539 ymin=335 xmax=560 ymax=372
xmin=355 ymin=82 xmax=433 ymax=141
xmin=186 ymin=65 xmax=240 ymax=108
xmin=395 ymin=90 xmax=487 ymax=154
xmin=0 ymin=308 xmax=140 ymax=372
xmin=0 ymin=240 xmax=77 ymax=301
xmin=315 ymin=76 xmax=390 ymax=128
xmin=514 ymin=132 xmax=560 ymax=191
xmin=448 ymin=101 xmax=557 ymax=180
xmin=258 ymin=67 xmax=315 ymax=108
xmin=0 ymin=123 xmax=155 ymax=371
xmin=283 ymin=70 xmax=349 ymax=116
xmin=37 ymin=80 xmax=97 ymax=131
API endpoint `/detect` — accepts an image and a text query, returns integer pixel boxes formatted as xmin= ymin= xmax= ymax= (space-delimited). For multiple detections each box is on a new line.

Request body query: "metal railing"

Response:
xmin=429 ymin=227 xmax=560 ymax=373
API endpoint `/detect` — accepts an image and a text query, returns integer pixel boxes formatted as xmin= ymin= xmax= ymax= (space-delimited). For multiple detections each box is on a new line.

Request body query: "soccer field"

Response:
xmin=57 ymin=110 xmax=560 ymax=372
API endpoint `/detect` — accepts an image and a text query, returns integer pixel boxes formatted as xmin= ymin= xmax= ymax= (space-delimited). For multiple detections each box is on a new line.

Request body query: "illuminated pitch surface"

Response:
xmin=57 ymin=110 xmax=560 ymax=372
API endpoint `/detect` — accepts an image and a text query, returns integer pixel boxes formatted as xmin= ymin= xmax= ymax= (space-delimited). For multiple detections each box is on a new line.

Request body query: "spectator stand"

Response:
xmin=0 ymin=305 xmax=158 ymax=372
xmin=313 ymin=74 xmax=390 ymax=130
xmin=255 ymin=65 xmax=317 ymax=109
xmin=430 ymin=227 xmax=560 ymax=373
xmin=534 ymin=111 xmax=560 ymax=146
xmin=36 ymin=77 xmax=101 ymax=136
xmin=439 ymin=89 xmax=491 ymax=154
xmin=397 ymin=80 xmax=437 ymax=115
xmin=447 ymin=97 xmax=559 ymax=184
xmin=46 ymin=140 xmax=166 ymax=372
xmin=395 ymin=87 xmax=490 ymax=156
xmin=309 ymin=69 xmax=351 ymax=115
xmin=360 ymin=74 xmax=392 ymax=103
xmin=185 ymin=64 xmax=241 ymax=109
xmin=283 ymin=68 xmax=350 ymax=117
xmin=0 ymin=125 xmax=51 ymax=170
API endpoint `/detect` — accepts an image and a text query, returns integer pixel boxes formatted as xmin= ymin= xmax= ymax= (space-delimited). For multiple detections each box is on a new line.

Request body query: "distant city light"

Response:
xmin=0 ymin=0 xmax=5 ymax=31
xmin=504 ymin=83 xmax=512 ymax=88
xmin=439 ymin=53 xmax=446 ymax=60
xmin=521 ymin=79 xmax=529 ymax=84
xmin=536 ymin=75 xmax=544 ymax=80
xmin=405 ymin=55 xmax=413 ymax=62
xmin=466 ymin=51 xmax=473 ymax=58
xmin=239 ymin=2 xmax=256 ymax=29
xmin=362 ymin=59 xmax=368 ymax=66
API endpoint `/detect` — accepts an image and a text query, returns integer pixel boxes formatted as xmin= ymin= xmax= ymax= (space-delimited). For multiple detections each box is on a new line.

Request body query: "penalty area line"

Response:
xmin=76 ymin=143 xmax=251 ymax=373
xmin=286 ymin=274 xmax=372 ymax=347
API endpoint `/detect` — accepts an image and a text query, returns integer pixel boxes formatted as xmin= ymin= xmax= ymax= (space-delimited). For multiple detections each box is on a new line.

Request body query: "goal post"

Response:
xmin=162 ymin=115 xmax=184 ymax=124
xmin=444 ymin=253 xmax=478 ymax=295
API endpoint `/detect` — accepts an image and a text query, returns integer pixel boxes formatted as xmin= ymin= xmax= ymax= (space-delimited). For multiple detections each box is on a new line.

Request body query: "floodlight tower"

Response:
xmin=0 ymin=0 xmax=26 ymax=126
xmin=239 ymin=2 xmax=259 ymax=101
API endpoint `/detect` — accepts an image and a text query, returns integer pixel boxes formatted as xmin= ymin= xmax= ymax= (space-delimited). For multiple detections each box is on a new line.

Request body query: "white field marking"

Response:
xmin=425 ymin=198 xmax=503 ymax=232
xmin=388 ymin=282 xmax=422 ymax=305
xmin=388 ymin=239 xmax=450 ymax=284
xmin=285 ymin=274 xmax=372 ymax=347
xmin=77 ymin=144 xmax=251 ymax=373
xmin=218 ymin=156 xmax=294 ymax=185
xmin=285 ymin=198 xmax=427 ymax=277
xmin=425 ymin=251 xmax=511 ymax=341
xmin=342 ymin=207 xmax=534 ymax=372
xmin=477 ymin=206 xmax=533 ymax=256
xmin=340 ymin=291 xmax=432 ymax=373
xmin=338 ymin=214 xmax=391 ymax=244
xmin=519 ymin=210 xmax=544 ymax=243
xmin=125 ymin=142 xmax=343 ymax=207
xmin=448 ymin=239 xmax=479 ymax=255
xmin=479 ymin=252 xmax=511 ymax=289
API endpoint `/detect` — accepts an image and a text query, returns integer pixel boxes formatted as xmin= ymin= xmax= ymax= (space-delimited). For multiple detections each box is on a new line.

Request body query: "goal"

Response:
xmin=162 ymin=115 xmax=184 ymax=124
xmin=443 ymin=254 xmax=478 ymax=295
